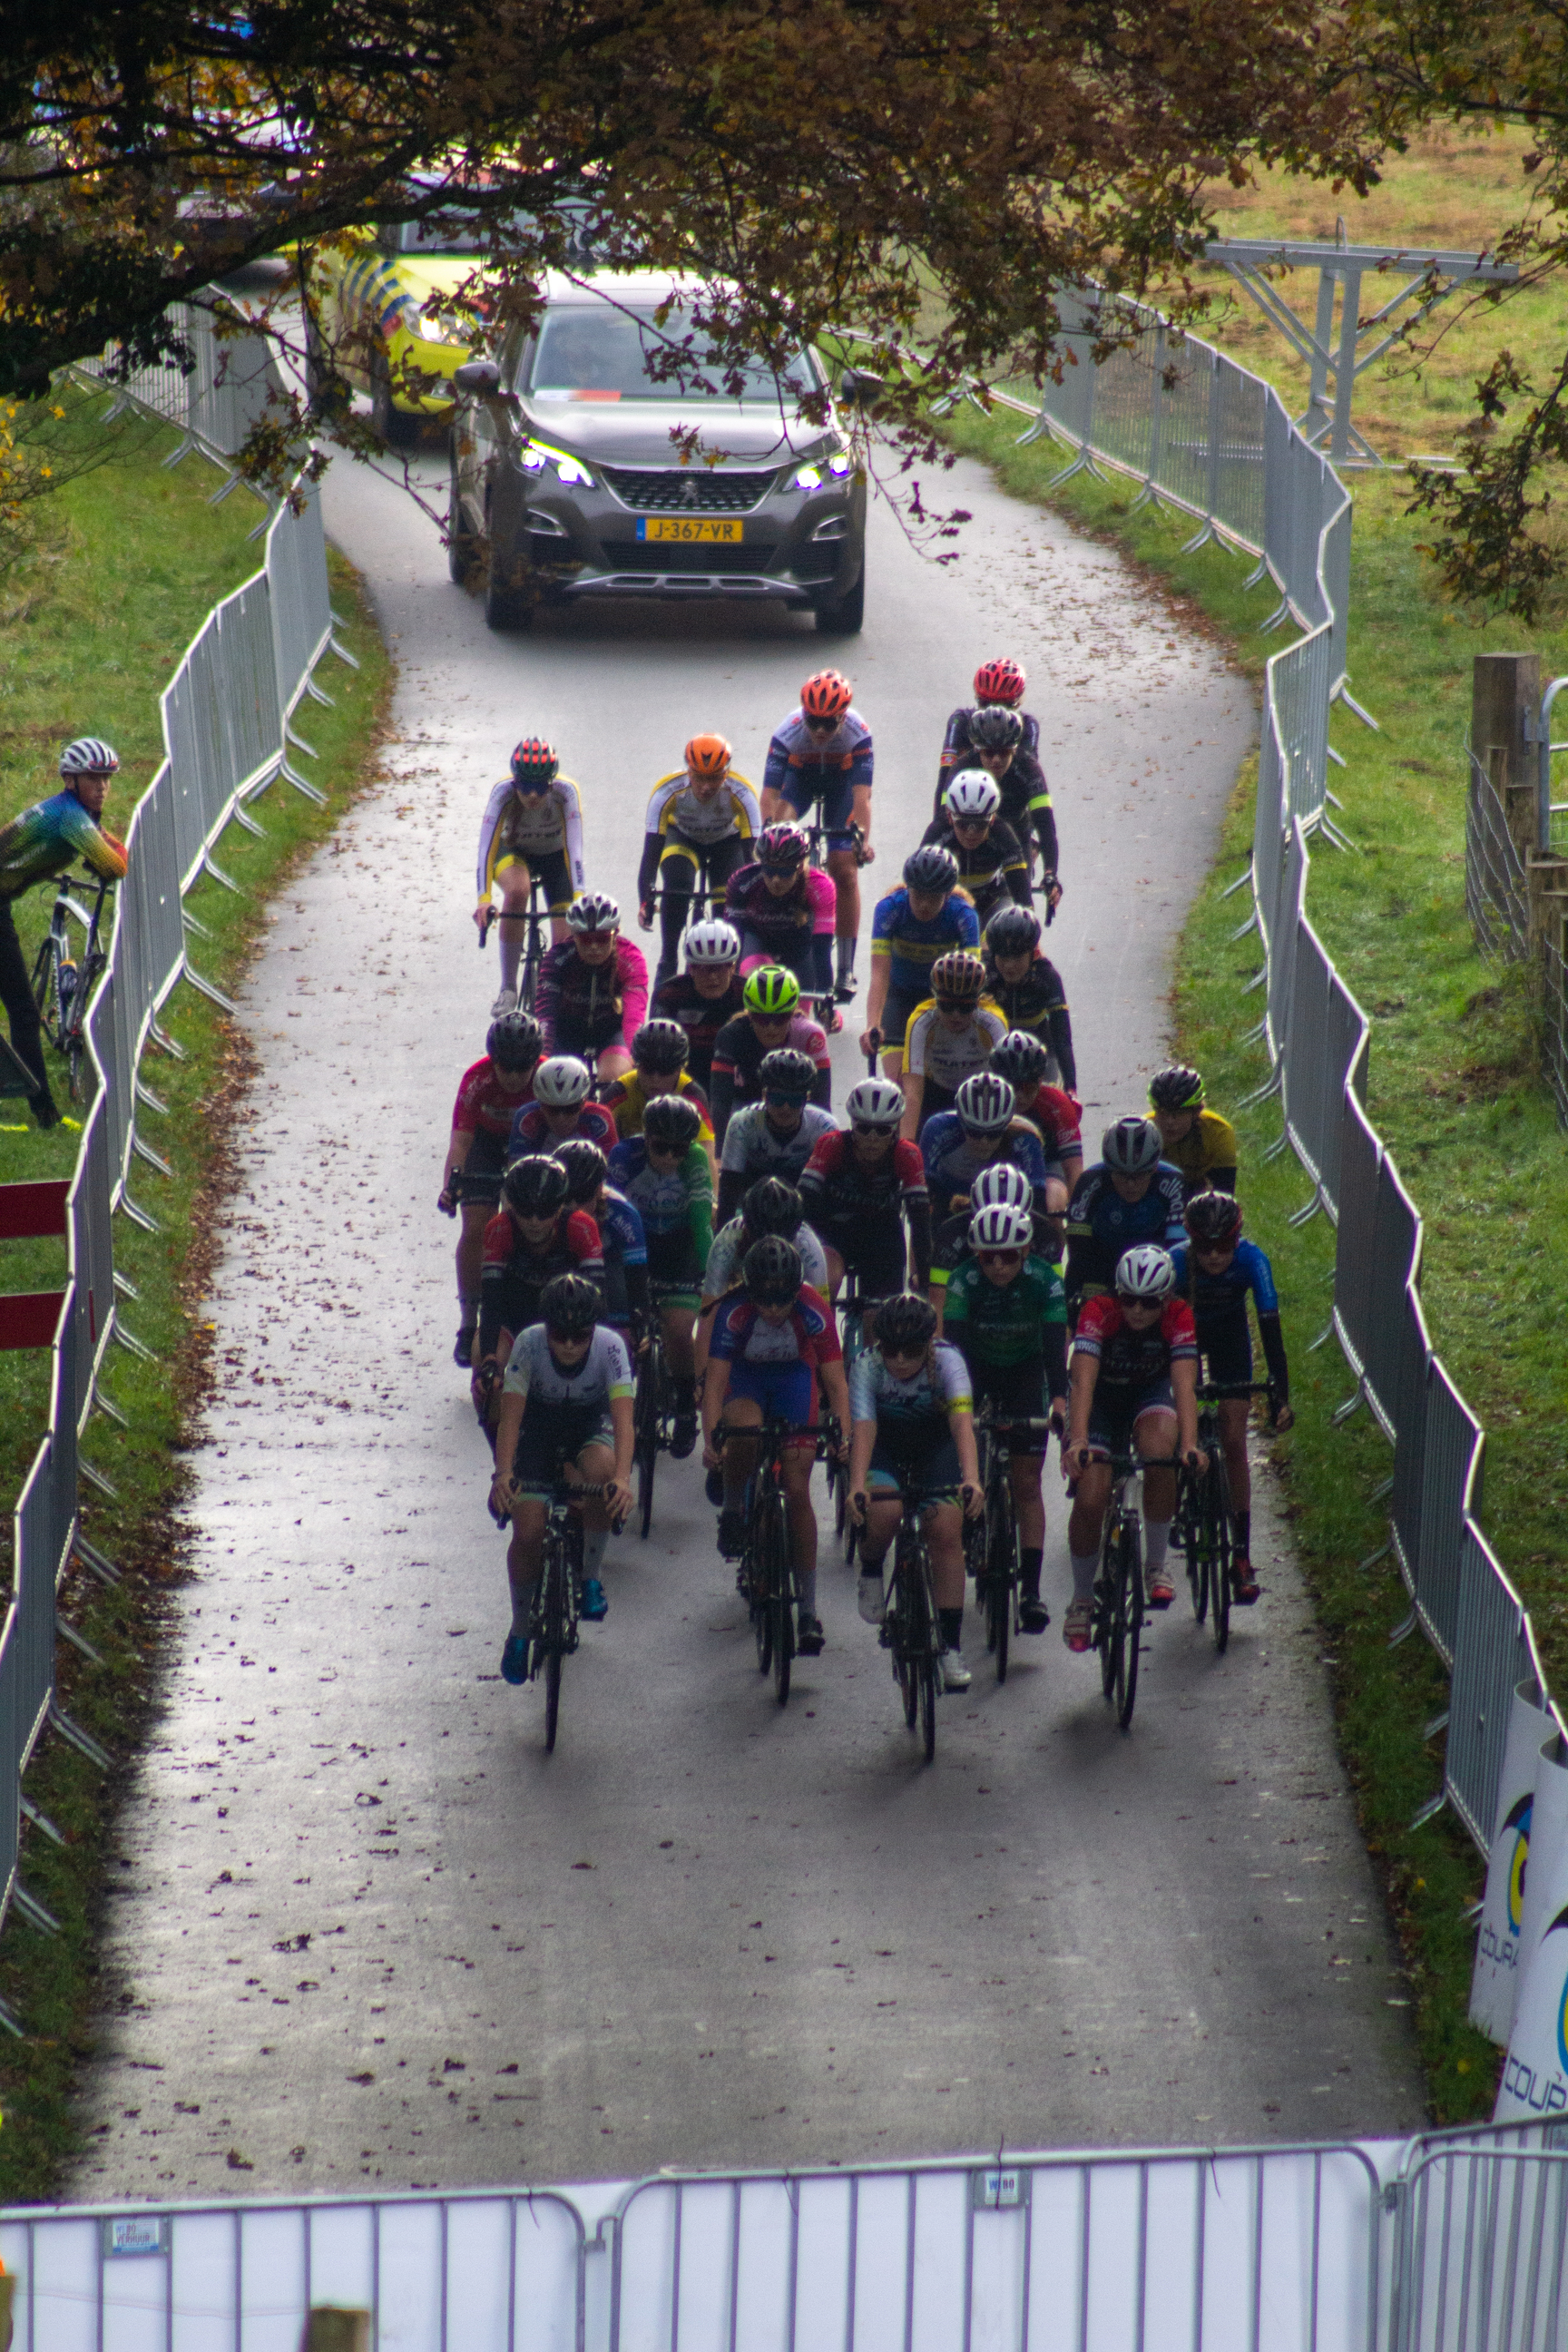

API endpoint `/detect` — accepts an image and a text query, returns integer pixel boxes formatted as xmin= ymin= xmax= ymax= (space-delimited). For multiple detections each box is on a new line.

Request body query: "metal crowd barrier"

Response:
xmin=78 ymin=299 xmax=289 ymax=482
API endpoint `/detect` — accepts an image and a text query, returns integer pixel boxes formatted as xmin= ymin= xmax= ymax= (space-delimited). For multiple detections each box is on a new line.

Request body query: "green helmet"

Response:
xmin=743 ymin=965 xmax=801 ymax=1017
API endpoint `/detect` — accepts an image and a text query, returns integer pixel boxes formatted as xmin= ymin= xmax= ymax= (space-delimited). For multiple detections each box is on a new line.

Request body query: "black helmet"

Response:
xmin=966 ymin=705 xmax=1024 ymax=755
xmin=632 ymin=1018 xmax=691 ymax=1074
xmin=1149 ymin=1063 xmax=1205 ymax=1113
xmin=742 ymin=1235 xmax=803 ymax=1306
xmin=486 ymin=1009 xmax=544 ymax=1072
xmin=642 ymin=1093 xmax=702 ymax=1151
xmin=903 ymin=844 xmax=959 ymax=896
xmin=510 ymin=735 xmax=558 ymax=787
xmin=876 ymin=1292 xmax=937 ymax=1355
xmin=988 ymin=1029 xmax=1049 ymax=1089
xmin=1184 ymin=1189 xmax=1243 ymax=1246
xmin=985 ymin=902 xmax=1042 ymax=957
xmin=553 ymin=1136 xmax=608 ymax=1203
xmin=502 ymin=1153 xmax=570 ymax=1217
xmin=759 ymin=1046 xmax=816 ymax=1097
xmin=742 ymin=1175 xmax=804 ymax=1238
xmin=539 ymin=1271 xmax=600 ymax=1336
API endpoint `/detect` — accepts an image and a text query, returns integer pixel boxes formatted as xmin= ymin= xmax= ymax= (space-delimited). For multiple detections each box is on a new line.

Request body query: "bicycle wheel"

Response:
xmin=770 ymin=1556 xmax=794 ymax=1708
xmin=1095 ymin=1512 xmax=1123 ymax=1706
xmin=1181 ymin=1473 xmax=1209 ymax=1624
xmin=1207 ymin=1457 xmax=1233 ymax=1657
xmin=891 ymin=1544 xmax=919 ymax=1729
xmin=519 ymin=919 xmax=544 ymax=1014
xmin=1116 ymin=1518 xmax=1143 ymax=1732
xmin=539 ymin=1536 xmax=568 ymax=1752
xmin=985 ymin=1472 xmax=1016 ymax=1684
xmin=750 ymin=1485 xmax=784 ymax=1674
xmin=634 ymin=1338 xmax=664 ymax=1538
xmin=915 ymin=1544 xmax=938 ymax=1762
xmin=29 ymin=935 xmax=64 ymax=1054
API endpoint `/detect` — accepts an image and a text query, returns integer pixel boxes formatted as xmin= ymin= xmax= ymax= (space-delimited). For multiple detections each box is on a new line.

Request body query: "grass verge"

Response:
xmin=0 ymin=420 xmax=393 ymax=2197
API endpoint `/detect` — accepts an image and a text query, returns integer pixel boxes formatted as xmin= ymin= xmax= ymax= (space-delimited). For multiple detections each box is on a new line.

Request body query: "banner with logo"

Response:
xmin=1495 ymin=1733 xmax=1568 ymax=2122
xmin=1471 ymin=1678 xmax=1552 ymax=2044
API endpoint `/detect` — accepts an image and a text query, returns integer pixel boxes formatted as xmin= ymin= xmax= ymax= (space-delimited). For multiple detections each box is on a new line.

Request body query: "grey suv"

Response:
xmin=448 ymin=272 xmax=868 ymax=635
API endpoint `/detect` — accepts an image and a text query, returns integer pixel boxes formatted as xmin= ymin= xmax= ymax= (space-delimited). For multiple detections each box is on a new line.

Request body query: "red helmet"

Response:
xmin=973 ymin=657 xmax=1026 ymax=707
xmin=683 ymin=732 xmax=731 ymax=779
xmin=800 ymin=670 xmax=853 ymax=720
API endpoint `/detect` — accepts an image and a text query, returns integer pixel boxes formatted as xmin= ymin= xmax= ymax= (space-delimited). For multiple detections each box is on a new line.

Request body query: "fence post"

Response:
xmin=1472 ymin=652 xmax=1541 ymax=897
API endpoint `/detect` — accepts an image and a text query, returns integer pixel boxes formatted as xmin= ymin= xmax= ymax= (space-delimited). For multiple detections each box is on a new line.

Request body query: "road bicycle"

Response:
xmin=479 ymin=867 xmax=554 ymax=1014
xmin=827 ymin=1270 xmax=870 ymax=1565
xmin=30 ymin=869 xmax=115 ymax=1102
xmin=1177 ymin=1381 xmax=1271 ymax=1656
xmin=1090 ymin=1450 xmax=1179 ymax=1733
xmin=526 ymin=1476 xmax=613 ymax=1753
xmin=631 ymin=1283 xmax=686 ymax=1539
xmin=877 ymin=1469 xmax=944 ymax=1762
xmin=969 ymin=1411 xmax=1056 ymax=1684
xmin=642 ymin=840 xmax=734 ymax=968
xmin=719 ymin=1416 xmax=836 ymax=1709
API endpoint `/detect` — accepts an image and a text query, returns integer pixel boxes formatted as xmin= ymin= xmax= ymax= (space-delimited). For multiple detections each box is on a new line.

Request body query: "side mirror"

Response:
xmin=838 ymin=367 xmax=884 ymax=408
xmin=454 ymin=358 xmax=505 ymax=401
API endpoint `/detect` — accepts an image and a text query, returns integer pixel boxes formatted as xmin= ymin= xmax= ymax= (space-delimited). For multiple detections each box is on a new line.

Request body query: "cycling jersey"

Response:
xmin=1161 ymin=1108 xmax=1240 ymax=1197
xmin=710 ymin=1284 xmax=841 ymax=1427
xmin=702 ymin=1214 xmax=829 ymax=1301
xmin=918 ymin=814 xmax=1031 ymax=921
xmin=0 ymin=789 xmax=127 ymax=899
xmin=606 ymin=1135 xmax=714 ymax=1297
xmin=1064 ymin=1163 xmax=1187 ymax=1307
xmin=639 ymin=769 xmax=761 ymax=866
xmin=1015 ymin=1083 xmax=1083 ymax=1168
xmin=475 ymin=776 xmax=587 ymax=898
xmin=502 ymin=1321 xmax=634 ymax=1406
xmin=763 ymin=710 xmax=874 ymax=840
xmin=603 ymin=1069 xmax=714 ymax=1147
xmin=1072 ymin=1294 xmax=1198 ymax=1388
xmin=508 ymin=1098 xmax=619 ymax=1159
xmin=849 ymin=1338 xmax=972 ymax=1429
xmin=943 ymin=1254 xmax=1068 ymax=1373
xmin=451 ymin=1056 xmax=534 ymax=1142
xmin=717 ymin=1102 xmax=838 ymax=1225
xmin=723 ymin=862 xmax=836 ymax=977
xmin=593 ymin=1181 xmax=649 ymax=1328
xmin=478 ymin=1206 xmax=603 ymax=1357
xmin=798 ymin=1128 xmax=932 ymax=1289
xmin=930 ymin=1204 xmax=1059 ymax=1285
xmin=902 ymin=999 xmax=1007 ymax=1093
xmin=709 ymin=1010 xmax=830 ymax=1139
xmin=869 ymin=887 xmax=980 ymax=1002
xmin=931 ymin=738 xmax=1056 ymax=874
xmin=983 ymin=952 xmax=1076 ymax=1093
xmin=537 ymin=938 xmax=649 ymax=1056
xmin=921 ymin=1112 xmax=1049 ymax=1218
xmin=1169 ymin=1239 xmax=1288 ymax=1399
xmin=936 ymin=704 xmax=1042 ymax=787
xmin=650 ymin=971 xmax=746 ymax=1089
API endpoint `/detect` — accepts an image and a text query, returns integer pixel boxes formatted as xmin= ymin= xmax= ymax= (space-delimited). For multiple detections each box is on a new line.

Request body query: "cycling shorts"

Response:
xmin=972 ymin=1358 xmax=1048 ymax=1455
xmin=736 ymin=926 xmax=817 ymax=985
xmin=657 ymin=833 xmax=748 ymax=888
xmin=494 ymin=844 xmax=573 ymax=914
xmin=554 ymin=1007 xmax=631 ymax=1056
xmin=509 ymin=1399 xmax=614 ymax=1497
xmin=867 ymin=1427 xmax=962 ymax=1500
xmin=645 ymin=1228 xmax=701 ymax=1310
xmin=1084 ymin=1376 xmax=1176 ymax=1460
xmin=914 ymin=1078 xmax=957 ymax=1133
xmin=459 ymin=1126 xmax=507 ymax=1209
xmin=876 ymin=988 xmax=924 ymax=1053
xmin=1197 ymin=1314 xmax=1253 ymax=1396
xmin=815 ymin=1214 xmax=906 ymax=1299
xmin=773 ymin=767 xmax=861 ymax=848
xmin=723 ymin=1357 xmax=818 ymax=1444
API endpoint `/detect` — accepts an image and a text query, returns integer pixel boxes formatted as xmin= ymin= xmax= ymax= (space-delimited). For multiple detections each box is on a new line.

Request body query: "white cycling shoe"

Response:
xmin=857 ymin=1572 xmax=885 ymax=1625
xmin=941 ymin=1648 xmax=972 ymax=1692
xmin=490 ymin=986 xmax=518 ymax=1017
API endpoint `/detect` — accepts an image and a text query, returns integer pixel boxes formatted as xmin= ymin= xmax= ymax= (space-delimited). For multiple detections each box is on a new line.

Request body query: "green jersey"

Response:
xmin=942 ymin=1253 xmax=1065 ymax=1367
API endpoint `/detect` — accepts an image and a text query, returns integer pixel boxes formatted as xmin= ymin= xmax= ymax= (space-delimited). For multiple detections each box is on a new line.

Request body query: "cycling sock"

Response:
xmin=1070 ymin=1550 xmax=1098 ymax=1601
xmin=938 ymin=1605 xmax=964 ymax=1650
xmin=834 ymin=935 xmax=857 ymax=987
xmin=797 ymin=1565 xmax=818 ymax=1618
xmin=498 ymin=917 xmax=523 ymax=994
xmin=582 ymin=1526 xmax=609 ymax=1582
xmin=1232 ymin=1509 xmax=1251 ymax=1556
xmin=1020 ymin=1545 xmax=1044 ymax=1599
xmin=509 ymin=1574 xmax=539 ymax=1638
xmin=457 ymin=1289 xmax=479 ymax=1320
xmin=1145 ymin=1519 xmax=1171 ymax=1583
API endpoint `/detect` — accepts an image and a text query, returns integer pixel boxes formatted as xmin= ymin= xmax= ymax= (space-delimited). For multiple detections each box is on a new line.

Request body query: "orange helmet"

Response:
xmin=800 ymin=670 xmax=853 ymax=721
xmin=683 ymin=732 xmax=732 ymax=780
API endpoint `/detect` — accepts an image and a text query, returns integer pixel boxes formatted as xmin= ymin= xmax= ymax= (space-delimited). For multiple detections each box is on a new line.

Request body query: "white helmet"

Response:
xmin=956 ymin=1070 xmax=1014 ymax=1133
xmin=59 ymin=736 xmax=119 ymax=777
xmin=968 ymin=1203 xmax=1034 ymax=1252
xmin=944 ymin=769 xmax=1001 ymax=822
xmin=1114 ymin=1243 xmax=1176 ymax=1299
xmin=684 ymin=917 xmax=740 ymax=966
xmin=845 ymin=1076 xmax=904 ymax=1130
xmin=533 ymin=1054 xmax=593 ymax=1108
xmin=969 ymin=1163 xmax=1033 ymax=1213
xmin=1102 ymin=1114 xmax=1163 ymax=1174
xmin=566 ymin=890 xmax=620 ymax=934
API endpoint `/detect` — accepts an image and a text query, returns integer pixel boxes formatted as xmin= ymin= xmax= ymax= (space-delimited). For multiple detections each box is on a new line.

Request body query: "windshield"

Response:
xmin=387 ymin=210 xmax=526 ymax=257
xmin=527 ymin=307 xmax=818 ymax=404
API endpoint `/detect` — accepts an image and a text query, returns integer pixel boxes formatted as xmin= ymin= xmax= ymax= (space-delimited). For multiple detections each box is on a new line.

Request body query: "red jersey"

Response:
xmin=1072 ymin=1295 xmax=1197 ymax=1387
xmin=481 ymin=1205 xmax=603 ymax=1279
xmin=452 ymin=1056 xmax=534 ymax=1140
xmin=1024 ymin=1084 xmax=1083 ymax=1161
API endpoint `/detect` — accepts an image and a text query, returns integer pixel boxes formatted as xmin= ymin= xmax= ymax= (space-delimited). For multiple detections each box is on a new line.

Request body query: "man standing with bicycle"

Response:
xmin=0 ymin=737 xmax=127 ymax=1129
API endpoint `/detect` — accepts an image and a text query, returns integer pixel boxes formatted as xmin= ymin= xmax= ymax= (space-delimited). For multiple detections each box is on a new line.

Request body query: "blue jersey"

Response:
xmin=763 ymin=710 xmax=874 ymax=800
xmin=1169 ymin=1239 xmax=1279 ymax=1327
xmin=871 ymin=887 xmax=980 ymax=1001
xmin=1064 ymin=1161 xmax=1187 ymax=1302
xmin=921 ymin=1112 xmax=1048 ymax=1214
xmin=596 ymin=1181 xmax=647 ymax=1274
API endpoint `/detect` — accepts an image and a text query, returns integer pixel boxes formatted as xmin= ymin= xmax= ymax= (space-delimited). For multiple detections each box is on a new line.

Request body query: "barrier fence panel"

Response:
xmin=1362 ymin=1161 xmax=1423 ymax=1446
xmin=1465 ymin=750 xmax=1529 ymax=965
xmin=1446 ymin=1527 xmax=1544 ymax=1853
xmin=1406 ymin=1364 xmax=1485 ymax=1670
xmin=1331 ymin=1095 xmax=1382 ymax=1395
xmin=1390 ymin=2134 xmax=1568 ymax=2352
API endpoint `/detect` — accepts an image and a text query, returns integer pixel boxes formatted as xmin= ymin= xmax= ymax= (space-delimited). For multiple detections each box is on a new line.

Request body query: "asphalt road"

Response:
xmin=69 ymin=436 xmax=1425 ymax=2201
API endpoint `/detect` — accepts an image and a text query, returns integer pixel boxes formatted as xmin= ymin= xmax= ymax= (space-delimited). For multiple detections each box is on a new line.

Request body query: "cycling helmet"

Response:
xmin=1101 ymin=1114 xmax=1163 ymax=1174
xmin=974 ymin=657 xmax=1027 ymax=707
xmin=759 ymin=1046 xmax=817 ymax=1097
xmin=566 ymin=890 xmax=620 ymax=935
xmin=930 ymin=950 xmax=986 ymax=1005
xmin=742 ymin=1175 xmax=804 ymax=1237
xmin=532 ymin=1054 xmax=594 ymax=1109
xmin=969 ymin=1162 xmax=1034 ymax=1213
xmin=539 ymin=1270 xmax=600 ymax=1336
xmin=485 ymin=1009 xmax=543 ymax=1072
xmin=1148 ymin=1063 xmax=1206 ymax=1113
xmin=903 ymin=844 xmax=959 ymax=896
xmin=955 ymin=1071 xmax=1015 ymax=1134
xmin=845 ymin=1076 xmax=904 ymax=1130
xmin=632 ymin=1018 xmax=690 ymax=1073
xmin=683 ymin=732 xmax=731 ymax=779
xmin=984 ymin=902 xmax=1042 ymax=956
xmin=684 ymin=917 xmax=740 ymax=966
xmin=965 ymin=705 xmax=1024 ymax=756
xmin=944 ymin=769 xmax=1002 ymax=822
xmin=502 ymin=1153 xmax=570 ymax=1217
xmin=509 ymin=736 xmax=558 ymax=788
xmin=988 ymin=1029 xmax=1049 ymax=1089
xmin=968 ymin=1202 xmax=1034 ymax=1253
xmin=59 ymin=736 xmax=120 ymax=778
xmin=743 ymin=965 xmax=801 ymax=1017
xmin=642 ymin=1093 xmax=702 ymax=1151
xmin=742 ymin=1234 xmax=803 ymax=1306
xmin=1115 ymin=1242 xmax=1177 ymax=1301
xmin=757 ymin=822 xmax=809 ymax=871
xmin=799 ymin=670 xmax=853 ymax=720
xmin=553 ymin=1137 xmax=608 ymax=1202
xmin=876 ymin=1292 xmax=937 ymax=1354
xmin=1185 ymin=1189 xmax=1244 ymax=1247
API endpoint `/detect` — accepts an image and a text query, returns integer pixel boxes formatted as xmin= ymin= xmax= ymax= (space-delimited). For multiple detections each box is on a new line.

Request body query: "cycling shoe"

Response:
xmin=500 ymin=1633 xmax=530 ymax=1686
xmin=579 ymin=1578 xmax=608 ymax=1622
xmin=670 ymin=1412 xmax=698 ymax=1459
xmin=796 ymin=1612 xmax=825 ymax=1656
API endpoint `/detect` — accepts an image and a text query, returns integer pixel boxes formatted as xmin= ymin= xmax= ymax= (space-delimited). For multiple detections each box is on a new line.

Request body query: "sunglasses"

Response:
xmin=766 ymin=1090 xmax=808 ymax=1109
xmin=850 ymin=1120 xmax=898 ymax=1136
xmin=882 ymin=1343 xmax=926 ymax=1363
xmin=951 ymin=817 xmax=990 ymax=833
xmin=803 ymin=715 xmax=838 ymax=733
xmin=935 ymin=998 xmax=973 ymax=1016
xmin=751 ymin=1012 xmax=793 ymax=1025
xmin=645 ymin=1136 xmax=682 ymax=1155
xmin=1191 ymin=1239 xmax=1236 ymax=1256
xmin=977 ymin=1247 xmax=1024 ymax=1266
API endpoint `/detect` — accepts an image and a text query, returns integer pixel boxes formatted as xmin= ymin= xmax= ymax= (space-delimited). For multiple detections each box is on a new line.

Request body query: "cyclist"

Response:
xmin=607 ymin=1093 xmax=713 ymax=1458
xmin=438 ymin=1010 xmax=544 ymax=1367
xmin=919 ymin=770 xmax=1032 ymax=925
xmin=1148 ymin=1064 xmax=1239 ymax=1198
xmin=1064 ymin=1115 xmax=1186 ymax=1318
xmin=798 ymin=1075 xmax=933 ymax=1323
xmin=696 ymin=1172 xmax=830 ymax=1406
xmin=921 ymin=1070 xmax=1051 ymax=1233
xmin=537 ymin=893 xmax=649 ymax=1083
xmin=1169 ymin=1190 xmax=1294 ymax=1605
xmin=942 ymin=1200 xmax=1068 ymax=1636
xmin=928 ymin=1161 xmax=1049 ymax=1292
xmin=475 ymin=1155 xmax=604 ymax=1435
xmin=508 ymin=1054 xmax=619 ymax=1158
xmin=951 ymin=706 xmax=1060 ymax=908
xmin=1063 ymin=1242 xmax=1204 ymax=1647
xmin=709 ymin=965 xmax=830 ymax=1145
xmin=0 ymin=735 xmax=127 ymax=1129
xmin=899 ymin=949 xmax=1007 ymax=1137
xmin=847 ymin=1290 xmax=984 ymax=1692
xmin=554 ymin=1136 xmax=650 ymax=1347
xmin=936 ymin=656 xmax=1042 ymax=797
xmin=987 ymin=1029 xmax=1083 ymax=1245
xmin=603 ymin=1019 xmax=717 ymax=1174
xmin=982 ymin=904 xmax=1076 ymax=1092
xmin=861 ymin=846 xmax=978 ymax=1084
xmin=650 ymin=916 xmax=745 ymax=1092
xmin=760 ymin=670 xmax=874 ymax=1001
xmin=721 ymin=823 xmax=837 ymax=1010
xmin=716 ymin=1046 xmax=837 ymax=1224
xmin=637 ymin=735 xmax=763 ymax=985
xmin=703 ymin=1235 xmax=850 ymax=1654
xmin=489 ymin=1273 xmax=635 ymax=1671
xmin=474 ymin=738 xmax=587 ymax=1015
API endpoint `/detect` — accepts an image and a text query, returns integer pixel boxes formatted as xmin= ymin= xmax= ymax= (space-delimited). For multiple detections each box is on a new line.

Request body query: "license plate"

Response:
xmin=636 ymin=517 xmax=742 ymax=543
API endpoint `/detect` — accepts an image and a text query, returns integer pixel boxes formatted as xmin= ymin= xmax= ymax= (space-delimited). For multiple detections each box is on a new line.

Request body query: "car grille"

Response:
xmin=600 ymin=466 xmax=777 ymax=514
xmin=599 ymin=541 xmax=774 ymax=574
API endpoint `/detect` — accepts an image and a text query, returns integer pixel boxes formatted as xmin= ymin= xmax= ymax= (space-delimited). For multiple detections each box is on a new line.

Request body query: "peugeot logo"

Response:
xmin=681 ymin=479 xmax=699 ymax=506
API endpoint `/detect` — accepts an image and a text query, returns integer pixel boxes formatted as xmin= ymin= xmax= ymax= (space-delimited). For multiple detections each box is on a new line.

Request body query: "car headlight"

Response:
xmin=521 ymin=439 xmax=594 ymax=488
xmin=791 ymin=462 xmax=824 ymax=491
xmin=789 ymin=447 xmax=854 ymax=491
xmin=827 ymin=450 xmax=853 ymax=478
xmin=416 ymin=313 xmax=456 ymax=344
